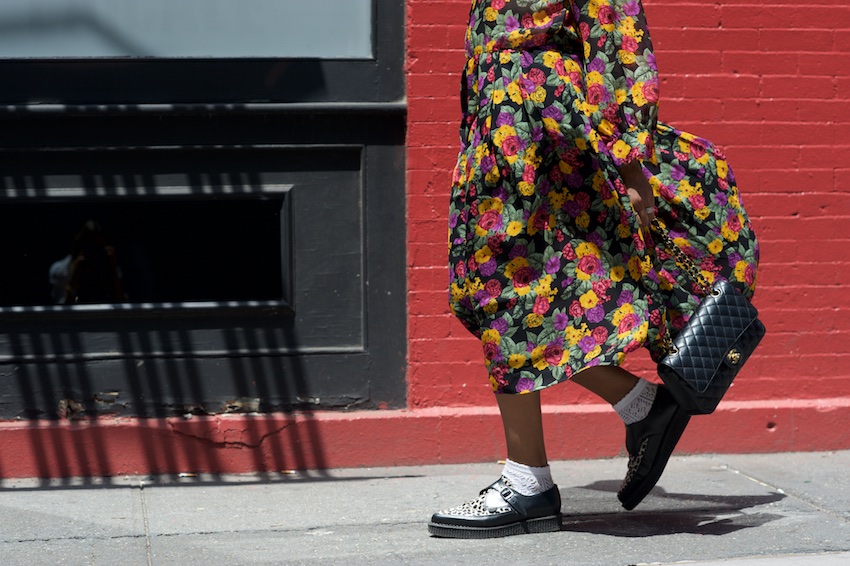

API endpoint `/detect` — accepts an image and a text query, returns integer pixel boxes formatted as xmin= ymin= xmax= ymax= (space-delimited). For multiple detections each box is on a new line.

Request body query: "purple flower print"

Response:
xmin=586 ymin=305 xmax=605 ymax=323
xmin=588 ymin=232 xmax=604 ymax=248
xmin=617 ymin=289 xmax=633 ymax=307
xmin=545 ymin=255 xmax=561 ymax=274
xmin=714 ymin=192 xmax=728 ymax=207
xmin=671 ymin=163 xmax=686 ymax=181
xmin=579 ymin=336 xmax=597 ymax=354
xmin=496 ymin=112 xmax=515 ymax=127
xmin=520 ymin=51 xmax=533 ymax=68
xmin=587 ymin=58 xmax=605 ymax=73
xmin=516 ymin=377 xmax=535 ymax=392
xmin=480 ymin=259 xmax=498 ymax=277
xmin=491 ymin=318 xmax=508 ymax=334
xmin=509 ymin=244 xmax=529 ymax=259
xmin=542 ymin=106 xmax=564 ymax=121
xmin=623 ymin=1 xmax=641 ymax=17
xmin=531 ymin=126 xmax=544 ymax=142
xmin=554 ymin=312 xmax=569 ymax=331
xmin=505 ymin=16 xmax=519 ymax=32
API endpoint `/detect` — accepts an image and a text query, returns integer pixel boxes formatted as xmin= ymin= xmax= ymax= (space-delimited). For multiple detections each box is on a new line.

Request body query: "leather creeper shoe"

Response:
xmin=618 ymin=385 xmax=690 ymax=510
xmin=428 ymin=477 xmax=562 ymax=539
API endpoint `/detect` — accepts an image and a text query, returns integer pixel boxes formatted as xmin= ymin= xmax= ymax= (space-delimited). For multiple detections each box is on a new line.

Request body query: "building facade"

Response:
xmin=0 ymin=0 xmax=848 ymax=478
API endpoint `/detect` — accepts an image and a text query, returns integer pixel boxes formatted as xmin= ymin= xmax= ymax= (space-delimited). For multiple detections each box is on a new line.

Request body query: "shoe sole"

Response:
xmin=427 ymin=514 xmax=562 ymax=539
xmin=619 ymin=409 xmax=691 ymax=511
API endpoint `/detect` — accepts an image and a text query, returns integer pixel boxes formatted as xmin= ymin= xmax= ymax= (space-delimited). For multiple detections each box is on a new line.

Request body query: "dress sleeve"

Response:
xmin=571 ymin=0 xmax=659 ymax=166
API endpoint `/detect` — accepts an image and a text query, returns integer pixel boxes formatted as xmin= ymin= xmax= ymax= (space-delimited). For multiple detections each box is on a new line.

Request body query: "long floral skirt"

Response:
xmin=448 ymin=61 xmax=760 ymax=395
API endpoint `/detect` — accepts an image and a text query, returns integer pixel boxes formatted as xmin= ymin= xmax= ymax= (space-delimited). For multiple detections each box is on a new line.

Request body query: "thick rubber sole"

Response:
xmin=427 ymin=514 xmax=562 ymax=539
xmin=619 ymin=409 xmax=691 ymax=511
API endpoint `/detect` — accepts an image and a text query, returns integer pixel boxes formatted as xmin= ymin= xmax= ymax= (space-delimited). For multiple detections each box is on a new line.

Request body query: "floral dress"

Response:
xmin=448 ymin=0 xmax=760 ymax=394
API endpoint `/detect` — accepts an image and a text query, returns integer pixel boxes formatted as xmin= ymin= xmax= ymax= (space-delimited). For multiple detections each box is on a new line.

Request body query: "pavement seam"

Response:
xmin=139 ymin=480 xmax=154 ymax=566
xmin=720 ymin=460 xmax=850 ymax=524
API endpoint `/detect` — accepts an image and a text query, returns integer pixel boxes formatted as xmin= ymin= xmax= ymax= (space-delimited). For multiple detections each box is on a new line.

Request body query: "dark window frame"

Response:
xmin=0 ymin=1 xmax=404 ymax=105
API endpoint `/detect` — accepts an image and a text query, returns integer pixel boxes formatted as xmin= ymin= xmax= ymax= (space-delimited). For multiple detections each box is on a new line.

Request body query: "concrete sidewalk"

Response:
xmin=1 ymin=451 xmax=848 ymax=565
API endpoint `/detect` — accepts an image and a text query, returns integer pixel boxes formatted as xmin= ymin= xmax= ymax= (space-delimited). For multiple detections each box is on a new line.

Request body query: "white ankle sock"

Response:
xmin=613 ymin=380 xmax=658 ymax=425
xmin=501 ymin=459 xmax=555 ymax=496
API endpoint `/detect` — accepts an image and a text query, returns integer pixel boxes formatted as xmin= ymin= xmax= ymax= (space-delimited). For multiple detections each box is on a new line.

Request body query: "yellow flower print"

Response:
xmin=701 ymin=269 xmax=716 ymax=284
xmin=616 ymin=89 xmax=628 ymax=104
xmin=734 ymin=260 xmax=749 ymax=283
xmin=474 ymin=245 xmax=493 ymax=265
xmin=483 ymin=300 xmax=499 ymax=314
xmin=485 ymin=167 xmax=500 ymax=185
xmin=628 ymin=255 xmax=642 ymax=281
xmin=580 ymin=290 xmax=599 ymax=309
xmin=507 ymin=81 xmax=523 ymax=104
xmin=532 ymin=9 xmax=551 ymax=26
xmin=484 ymin=7 xmax=498 ymax=21
xmin=599 ymin=119 xmax=615 ymax=137
xmin=631 ymin=82 xmax=647 ymax=106
xmin=585 ymin=344 xmax=602 ymax=361
xmin=506 ymin=221 xmax=523 ymax=236
xmin=617 ymin=224 xmax=631 ymax=239
xmin=565 ymin=325 xmax=587 ymax=347
xmin=728 ymin=194 xmax=741 ymax=209
xmin=617 ymin=17 xmax=639 ymax=39
xmin=492 ymin=89 xmax=506 ymax=105
xmin=717 ymin=159 xmax=729 ymax=178
xmin=613 ymin=140 xmax=632 ymax=160
xmin=694 ymin=207 xmax=711 ymax=221
xmin=534 ymin=275 xmax=554 ymax=295
xmin=543 ymin=117 xmax=560 ymax=133
xmin=697 ymin=152 xmax=710 ymax=165
xmin=574 ymin=137 xmax=588 ymax=151
xmin=708 ymin=239 xmax=723 ymax=254
xmin=575 ymin=242 xmax=601 ymax=258
xmin=612 ymin=303 xmax=634 ymax=326
xmin=587 ymin=0 xmax=606 ymax=19
xmin=481 ymin=328 xmax=501 ymax=344
xmin=518 ymin=181 xmax=536 ymax=196
xmin=576 ymin=211 xmax=591 ymax=229
xmin=633 ymin=321 xmax=649 ymax=343
xmin=478 ymin=198 xmax=504 ymax=214
xmin=508 ymin=30 xmax=528 ymax=49
xmin=677 ymin=179 xmax=700 ymax=198
xmin=542 ymin=52 xmax=560 ymax=68
xmin=508 ymin=354 xmax=527 ymax=370
xmin=531 ymin=345 xmax=548 ymax=370
xmin=529 ymin=86 xmax=547 ymax=104
xmin=526 ymin=313 xmax=544 ymax=328
xmin=619 ymin=51 xmax=637 ymax=65
xmin=489 ymin=375 xmax=500 ymax=392
xmin=500 ymin=52 xmax=512 ymax=64
xmin=610 ymin=266 xmax=625 ymax=282
xmin=721 ymin=222 xmax=740 ymax=242
xmin=493 ymin=125 xmax=517 ymax=148
xmin=450 ymin=283 xmax=465 ymax=303
xmin=504 ymin=257 xmax=529 ymax=278
xmin=586 ymin=71 xmax=604 ymax=86
xmin=548 ymin=190 xmax=567 ymax=209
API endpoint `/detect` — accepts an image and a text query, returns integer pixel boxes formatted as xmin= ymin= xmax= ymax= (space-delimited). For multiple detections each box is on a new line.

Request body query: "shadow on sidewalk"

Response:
xmin=560 ymin=480 xmax=787 ymax=537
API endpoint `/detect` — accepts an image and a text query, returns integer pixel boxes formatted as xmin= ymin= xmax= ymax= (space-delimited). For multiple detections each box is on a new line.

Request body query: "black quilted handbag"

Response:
xmin=651 ymin=219 xmax=766 ymax=415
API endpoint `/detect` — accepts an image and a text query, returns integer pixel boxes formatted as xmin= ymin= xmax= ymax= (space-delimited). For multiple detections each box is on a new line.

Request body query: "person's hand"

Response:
xmin=617 ymin=160 xmax=655 ymax=227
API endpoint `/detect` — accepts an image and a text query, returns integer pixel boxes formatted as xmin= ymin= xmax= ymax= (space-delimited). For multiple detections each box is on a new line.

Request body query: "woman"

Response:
xmin=430 ymin=0 xmax=759 ymax=538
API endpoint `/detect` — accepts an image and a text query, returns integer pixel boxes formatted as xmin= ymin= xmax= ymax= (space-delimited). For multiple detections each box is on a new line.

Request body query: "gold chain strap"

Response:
xmin=650 ymin=218 xmax=716 ymax=354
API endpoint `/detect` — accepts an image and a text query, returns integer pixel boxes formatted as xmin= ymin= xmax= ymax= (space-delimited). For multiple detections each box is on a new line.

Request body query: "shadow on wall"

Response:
xmin=0 ymin=102 xmax=404 ymax=486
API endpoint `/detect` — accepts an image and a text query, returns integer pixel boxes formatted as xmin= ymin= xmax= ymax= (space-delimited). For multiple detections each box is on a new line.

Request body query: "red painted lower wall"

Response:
xmin=2 ymin=398 xmax=849 ymax=479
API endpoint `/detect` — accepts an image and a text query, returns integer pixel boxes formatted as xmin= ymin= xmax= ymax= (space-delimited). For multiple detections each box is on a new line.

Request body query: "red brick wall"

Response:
xmin=406 ymin=1 xmax=850 ymax=411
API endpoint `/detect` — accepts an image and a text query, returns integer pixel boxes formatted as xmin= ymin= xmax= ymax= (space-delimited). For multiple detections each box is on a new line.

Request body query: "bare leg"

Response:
xmin=572 ymin=365 xmax=641 ymax=405
xmin=496 ymin=391 xmax=548 ymax=467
